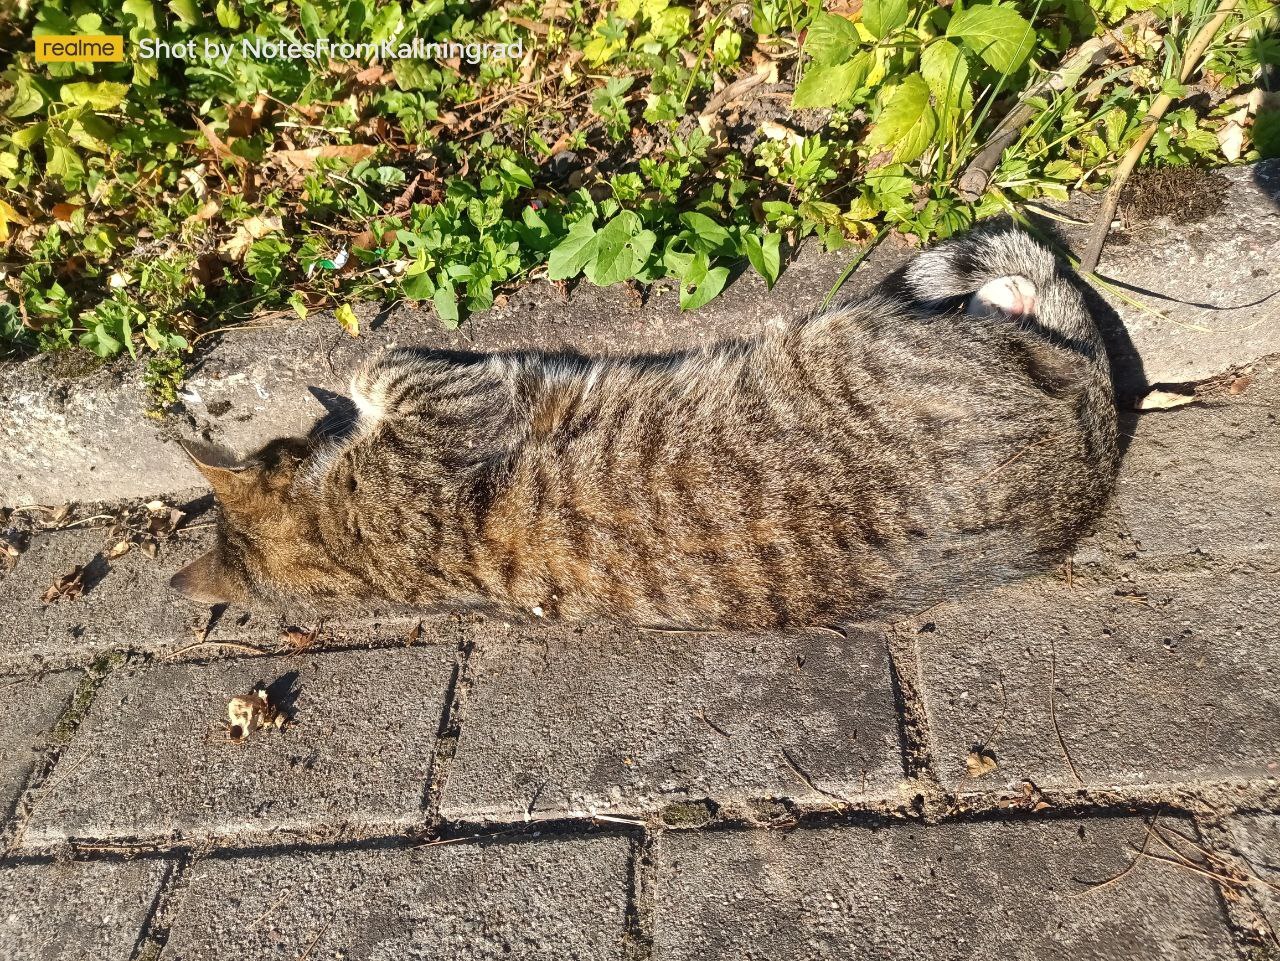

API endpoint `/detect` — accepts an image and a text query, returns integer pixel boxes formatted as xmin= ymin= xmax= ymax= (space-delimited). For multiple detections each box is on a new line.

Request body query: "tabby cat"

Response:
xmin=171 ymin=227 xmax=1119 ymax=628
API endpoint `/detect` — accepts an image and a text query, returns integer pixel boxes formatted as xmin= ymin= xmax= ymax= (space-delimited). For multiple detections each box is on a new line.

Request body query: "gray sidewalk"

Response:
xmin=1 ymin=166 xmax=1278 ymax=959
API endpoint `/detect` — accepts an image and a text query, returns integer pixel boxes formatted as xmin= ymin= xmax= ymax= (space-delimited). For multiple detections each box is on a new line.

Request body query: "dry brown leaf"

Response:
xmin=405 ymin=621 xmax=423 ymax=647
xmin=271 ymin=144 xmax=377 ymax=171
xmin=192 ymin=199 xmax=221 ymax=222
xmin=355 ymin=64 xmax=386 ymax=84
xmin=965 ymin=747 xmax=998 ymax=778
xmin=42 ymin=564 xmax=87 ymax=604
xmin=106 ymin=540 xmax=132 ymax=560
xmin=1228 ymin=373 xmax=1253 ymax=395
xmin=1137 ymin=389 xmax=1197 ymax=411
xmin=220 ymin=215 xmax=283 ymax=262
xmin=759 ymin=120 xmax=804 ymax=147
xmin=226 ymin=688 xmax=284 ymax=742
xmin=193 ymin=116 xmax=247 ymax=175
xmin=51 ymin=202 xmax=81 ymax=223
xmin=280 ymin=623 xmax=322 ymax=652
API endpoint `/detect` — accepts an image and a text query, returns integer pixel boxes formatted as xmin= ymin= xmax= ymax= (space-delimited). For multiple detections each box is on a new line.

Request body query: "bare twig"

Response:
xmin=958 ymin=35 xmax=1121 ymax=201
xmin=1079 ymin=0 xmax=1242 ymax=272
xmin=1074 ymin=812 xmax=1160 ymax=896
xmin=1048 ymin=636 xmax=1085 ymax=786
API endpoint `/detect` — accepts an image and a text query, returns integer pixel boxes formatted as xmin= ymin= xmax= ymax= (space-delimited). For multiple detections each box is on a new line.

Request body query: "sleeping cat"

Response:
xmin=171 ymin=227 xmax=1119 ymax=628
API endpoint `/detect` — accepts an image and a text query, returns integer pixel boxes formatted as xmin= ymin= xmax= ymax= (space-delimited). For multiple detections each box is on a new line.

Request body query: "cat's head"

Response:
xmin=170 ymin=438 xmax=357 ymax=605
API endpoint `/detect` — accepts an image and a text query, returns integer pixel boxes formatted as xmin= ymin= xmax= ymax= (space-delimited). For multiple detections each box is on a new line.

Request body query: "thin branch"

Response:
xmin=1080 ymin=0 xmax=1242 ymax=272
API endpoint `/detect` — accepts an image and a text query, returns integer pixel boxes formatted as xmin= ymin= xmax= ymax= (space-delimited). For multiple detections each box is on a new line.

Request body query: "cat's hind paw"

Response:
xmin=966 ymin=275 xmax=1038 ymax=319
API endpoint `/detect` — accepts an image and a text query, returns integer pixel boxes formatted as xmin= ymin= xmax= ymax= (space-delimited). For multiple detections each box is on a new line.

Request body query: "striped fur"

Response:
xmin=171 ymin=227 xmax=1119 ymax=628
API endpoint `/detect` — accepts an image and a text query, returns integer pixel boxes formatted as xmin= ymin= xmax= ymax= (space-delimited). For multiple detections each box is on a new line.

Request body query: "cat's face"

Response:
xmin=170 ymin=438 xmax=359 ymax=605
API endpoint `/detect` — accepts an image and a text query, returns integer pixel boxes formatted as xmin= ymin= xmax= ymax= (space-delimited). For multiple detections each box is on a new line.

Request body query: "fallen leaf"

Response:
xmin=219 ymin=215 xmax=283 ymax=262
xmin=335 ymin=303 xmax=360 ymax=337
xmin=280 ymin=623 xmax=322 ymax=652
xmin=965 ymin=747 xmax=998 ymax=777
xmin=42 ymin=564 xmax=86 ymax=604
xmin=1137 ymin=389 xmax=1197 ymax=411
xmin=1217 ymin=106 xmax=1249 ymax=163
xmin=405 ymin=621 xmax=423 ymax=646
xmin=51 ymin=202 xmax=81 ymax=222
xmin=1228 ymin=373 xmax=1253 ymax=395
xmin=271 ymin=144 xmax=377 ymax=171
xmin=759 ymin=120 xmax=804 ymax=147
xmin=106 ymin=540 xmax=132 ymax=560
xmin=355 ymin=64 xmax=385 ymax=84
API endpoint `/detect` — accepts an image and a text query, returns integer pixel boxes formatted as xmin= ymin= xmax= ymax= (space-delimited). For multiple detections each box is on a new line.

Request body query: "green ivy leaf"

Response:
xmin=802 ymin=12 xmax=862 ymax=67
xmin=743 ymin=232 xmax=781 ymax=289
xmin=863 ymin=0 xmax=910 ymax=40
xmin=792 ymin=53 xmax=871 ymax=109
xmin=946 ymin=5 xmax=1035 ymax=74
xmin=866 ymin=75 xmax=937 ymax=163
xmin=546 ymin=217 xmax=599 ymax=280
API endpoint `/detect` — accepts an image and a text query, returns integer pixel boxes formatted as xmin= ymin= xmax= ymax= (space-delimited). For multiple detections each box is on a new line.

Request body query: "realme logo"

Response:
xmin=35 ymin=35 xmax=125 ymax=62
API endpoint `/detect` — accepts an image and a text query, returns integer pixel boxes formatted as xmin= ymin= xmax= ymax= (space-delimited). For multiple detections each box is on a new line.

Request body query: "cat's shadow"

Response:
xmin=1021 ymin=213 xmax=1146 ymax=460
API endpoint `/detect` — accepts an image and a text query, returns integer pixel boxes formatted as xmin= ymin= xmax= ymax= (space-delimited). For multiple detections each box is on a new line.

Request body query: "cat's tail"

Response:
xmin=884 ymin=226 xmax=1102 ymax=350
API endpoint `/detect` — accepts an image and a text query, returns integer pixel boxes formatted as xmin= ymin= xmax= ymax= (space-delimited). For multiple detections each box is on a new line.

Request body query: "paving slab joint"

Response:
xmin=422 ymin=635 xmax=478 ymax=826
xmin=128 ymin=852 xmax=192 ymax=961
xmin=623 ymin=829 xmax=659 ymax=961
xmin=2 ymin=652 xmax=126 ymax=854
xmin=885 ymin=627 xmax=942 ymax=800
xmin=1190 ymin=814 xmax=1280 ymax=959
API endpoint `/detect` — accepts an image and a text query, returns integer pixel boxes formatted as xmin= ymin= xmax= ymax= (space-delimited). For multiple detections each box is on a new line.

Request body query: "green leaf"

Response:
xmin=585 ymin=211 xmax=642 ymax=286
xmin=743 ymin=232 xmax=781 ymax=289
xmin=792 ymin=54 xmax=871 ymax=109
xmin=679 ymin=211 xmax=732 ymax=252
xmin=946 ymin=5 xmax=1035 ymax=74
xmin=680 ymin=260 xmax=730 ymax=311
xmin=802 ymin=12 xmax=862 ymax=67
xmin=433 ymin=285 xmax=460 ymax=327
xmin=401 ymin=271 xmax=436 ymax=300
xmin=546 ymin=217 xmax=599 ymax=280
xmin=863 ymin=0 xmax=910 ymax=40
xmin=11 ymin=122 xmax=47 ymax=150
xmin=920 ymin=40 xmax=972 ymax=110
xmin=122 ymin=0 xmax=157 ymax=30
xmin=867 ymin=76 xmax=937 ymax=163
xmin=5 ymin=73 xmax=44 ymax=119
xmin=168 ymin=0 xmax=201 ymax=24
xmin=60 ymin=82 xmax=130 ymax=111
xmin=45 ymin=129 xmax=84 ymax=186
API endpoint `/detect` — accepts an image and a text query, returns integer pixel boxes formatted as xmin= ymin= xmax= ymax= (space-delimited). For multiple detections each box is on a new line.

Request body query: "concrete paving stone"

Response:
xmin=1226 ymin=814 xmax=1280 ymax=935
xmin=0 ymin=857 xmax=171 ymax=961
xmin=1107 ymin=357 xmax=1280 ymax=564
xmin=653 ymin=818 xmax=1238 ymax=961
xmin=23 ymin=645 xmax=456 ymax=844
xmin=0 ymin=525 xmax=450 ymax=672
xmin=163 ymin=835 xmax=631 ymax=961
xmin=442 ymin=622 xmax=905 ymax=821
xmin=3 ymin=160 xmax=1274 ymax=507
xmin=915 ymin=567 xmax=1280 ymax=793
xmin=0 ymin=527 xmax=211 ymax=672
xmin=0 ymin=670 xmax=81 ymax=822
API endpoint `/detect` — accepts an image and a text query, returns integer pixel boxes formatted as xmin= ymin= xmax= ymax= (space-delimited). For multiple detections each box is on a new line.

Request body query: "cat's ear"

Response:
xmin=180 ymin=440 xmax=254 ymax=500
xmin=169 ymin=551 xmax=244 ymax=604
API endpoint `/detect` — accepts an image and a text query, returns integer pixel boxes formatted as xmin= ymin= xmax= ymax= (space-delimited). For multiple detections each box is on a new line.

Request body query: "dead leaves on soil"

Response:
xmin=41 ymin=564 xmax=90 ymax=604
xmin=226 ymin=687 xmax=287 ymax=743
xmin=1136 ymin=365 xmax=1254 ymax=411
